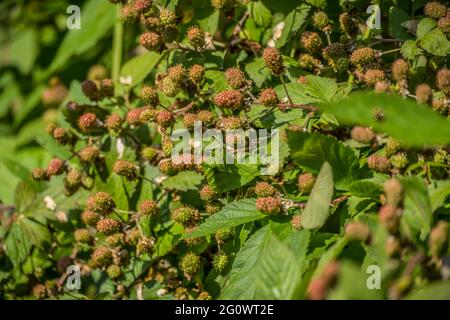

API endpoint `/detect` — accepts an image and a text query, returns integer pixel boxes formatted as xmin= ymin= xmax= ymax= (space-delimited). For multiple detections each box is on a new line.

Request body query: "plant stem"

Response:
xmin=381 ymin=48 xmax=401 ymax=55
xmin=280 ymin=76 xmax=293 ymax=106
xmin=112 ymin=6 xmax=123 ymax=83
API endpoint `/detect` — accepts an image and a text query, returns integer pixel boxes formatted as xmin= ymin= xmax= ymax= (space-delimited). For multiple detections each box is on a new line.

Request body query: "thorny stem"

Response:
xmin=112 ymin=6 xmax=123 ymax=83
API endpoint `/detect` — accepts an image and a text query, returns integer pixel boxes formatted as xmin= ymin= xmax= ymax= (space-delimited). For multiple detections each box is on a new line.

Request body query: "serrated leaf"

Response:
xmin=275 ymin=75 xmax=338 ymax=104
xmin=203 ymin=163 xmax=260 ymax=192
xmin=389 ymin=7 xmax=413 ymax=41
xmin=184 ymin=199 xmax=265 ymax=238
xmin=161 ymin=171 xmax=203 ymax=191
xmin=245 ymin=57 xmax=272 ymax=88
xmin=405 ymin=281 xmax=450 ymax=299
xmin=301 ymin=162 xmax=334 ymax=229
xmin=428 ymin=180 xmax=450 ymax=212
xmin=320 ymin=92 xmax=450 ymax=147
xmin=420 ymin=28 xmax=450 ymax=56
xmin=416 ymin=18 xmax=436 ymax=40
xmin=287 ymin=131 xmax=359 ymax=188
xmin=250 ymin=1 xmax=272 ymax=27
xmin=4 ymin=222 xmax=32 ymax=267
xmin=275 ymin=4 xmax=310 ymax=48
xmin=401 ymin=40 xmax=423 ymax=60
xmin=349 ymin=180 xmax=383 ymax=201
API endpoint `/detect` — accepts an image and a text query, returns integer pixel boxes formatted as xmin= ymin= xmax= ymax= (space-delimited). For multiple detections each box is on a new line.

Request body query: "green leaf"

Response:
xmin=416 ymin=18 xmax=436 ymax=40
xmin=120 ymin=52 xmax=162 ymax=89
xmin=48 ymin=0 xmax=116 ymax=73
xmin=401 ymin=176 xmax=432 ymax=241
xmin=275 ymin=4 xmax=310 ymax=48
xmin=10 ymin=28 xmax=38 ymax=74
xmin=349 ymin=180 xmax=383 ymax=201
xmin=420 ymin=28 xmax=450 ymax=56
xmin=287 ymin=131 xmax=359 ymax=188
xmin=401 ymin=40 xmax=423 ymax=60
xmin=161 ymin=171 xmax=203 ymax=191
xmin=428 ymin=180 xmax=450 ymax=212
xmin=249 ymin=1 xmax=272 ymax=27
xmin=17 ymin=216 xmax=51 ymax=249
xmin=388 ymin=7 xmax=413 ymax=41
xmin=320 ymin=92 xmax=450 ymax=147
xmin=275 ymin=75 xmax=338 ymax=104
xmin=301 ymin=162 xmax=334 ymax=229
xmin=245 ymin=57 xmax=272 ymax=88
xmin=184 ymin=199 xmax=265 ymax=238
xmin=4 ymin=222 xmax=32 ymax=267
xmin=405 ymin=281 xmax=450 ymax=299
xmin=262 ymin=0 xmax=299 ymax=13
xmin=204 ymin=70 xmax=228 ymax=92
xmin=203 ymin=163 xmax=260 ymax=192
xmin=14 ymin=181 xmax=37 ymax=214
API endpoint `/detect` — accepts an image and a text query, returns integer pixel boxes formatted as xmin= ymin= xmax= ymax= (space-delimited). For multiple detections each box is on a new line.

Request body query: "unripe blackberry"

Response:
xmin=106 ymin=264 xmax=122 ymax=280
xmin=255 ymin=181 xmax=276 ymax=197
xmin=378 ymin=205 xmax=398 ymax=232
xmin=197 ymin=110 xmax=215 ymax=126
xmin=159 ymin=9 xmax=177 ymax=26
xmin=87 ymin=65 xmax=108 ymax=81
xmin=74 ymin=228 xmax=92 ymax=243
xmin=137 ymin=237 xmax=154 ymax=255
xmin=139 ymin=108 xmax=155 ymax=124
xmin=106 ymin=114 xmax=123 ymax=132
xmin=339 ymin=12 xmax=357 ymax=36
xmin=139 ymin=200 xmax=159 ymax=216
xmin=350 ymin=47 xmax=377 ymax=67
xmin=307 ymin=278 xmax=327 ymax=300
xmin=183 ymin=113 xmax=198 ymax=130
xmin=225 ymin=67 xmax=246 ymax=89
xmin=126 ymin=108 xmax=144 ymax=126
xmin=159 ymin=76 xmax=180 ymax=97
xmin=383 ymin=178 xmax=403 ymax=206
xmin=52 ymin=127 xmax=69 ymax=144
xmin=187 ymin=26 xmax=205 ymax=50
xmin=96 ymin=218 xmax=121 ymax=235
xmin=216 ymin=116 xmax=243 ymax=130
xmin=205 ymin=202 xmax=222 ymax=214
xmin=298 ymin=53 xmax=321 ymax=71
xmin=364 ymin=69 xmax=385 ymax=86
xmin=184 ymin=227 xmax=204 ymax=246
xmin=291 ymin=214 xmax=302 ymax=230
xmin=345 ymin=221 xmax=370 ymax=241
xmin=211 ymin=0 xmax=236 ymax=11
xmin=141 ymin=146 xmax=158 ymax=161
xmin=158 ymin=159 xmax=176 ymax=175
xmin=113 ymin=159 xmax=139 ymax=180
xmin=179 ymin=252 xmax=201 ymax=275
xmin=125 ymin=228 xmax=141 ymax=246
xmin=140 ymin=86 xmax=160 ymax=107
xmin=81 ymin=80 xmax=99 ymax=100
xmin=214 ymin=89 xmax=244 ymax=110
xmin=134 ymin=0 xmax=152 ymax=14
xmin=350 ymin=126 xmax=375 ymax=144
xmin=212 ymin=252 xmax=228 ymax=272
xmin=323 ymin=43 xmax=347 ymax=61
xmin=436 ymin=68 xmax=450 ymax=96
xmin=367 ymin=154 xmax=390 ymax=173
xmin=140 ymin=32 xmax=162 ymax=51
xmin=415 ymin=84 xmax=432 ymax=104
xmin=32 ymin=284 xmax=48 ymax=299
xmin=197 ymin=291 xmax=212 ymax=300
xmin=312 ymin=11 xmax=330 ymax=29
xmin=121 ymin=4 xmax=139 ymax=23
xmin=385 ymin=138 xmax=401 ymax=157
xmin=432 ymin=98 xmax=447 ymax=114
xmin=41 ymin=84 xmax=67 ymax=108
xmin=262 ymin=47 xmax=284 ymax=75
xmin=106 ymin=233 xmax=125 ymax=247
xmin=374 ymin=80 xmax=391 ymax=93
xmin=189 ymin=64 xmax=205 ymax=85
xmin=167 ymin=64 xmax=185 ymax=84
xmin=65 ymin=169 xmax=82 ymax=188
xmin=424 ymin=2 xmax=447 ymax=20
xmin=390 ymin=152 xmax=408 ymax=169
xmin=87 ymin=191 xmax=115 ymax=214
xmin=298 ymin=172 xmax=316 ymax=194
xmin=215 ymin=228 xmax=234 ymax=243
xmin=142 ymin=16 xmax=160 ymax=31
xmin=156 ymin=110 xmax=175 ymax=128
xmin=161 ymin=137 xmax=173 ymax=157
xmin=162 ymin=25 xmax=178 ymax=43
xmin=300 ymin=31 xmax=323 ymax=53
xmin=79 ymin=146 xmax=100 ymax=163
xmin=429 ymin=221 xmax=448 ymax=256
xmin=46 ymin=123 xmax=57 ymax=135
xmin=47 ymin=158 xmax=65 ymax=176
xmin=433 ymin=148 xmax=448 ymax=163
xmin=31 ymin=168 xmax=48 ymax=181
xmin=99 ymin=79 xmax=114 ymax=98
xmin=391 ymin=59 xmax=409 ymax=82
xmin=200 ymin=185 xmax=218 ymax=203
xmin=78 ymin=112 xmax=98 ymax=133
xmin=258 ymin=88 xmax=279 ymax=107
xmin=81 ymin=210 xmax=99 ymax=226
xmin=438 ymin=16 xmax=450 ymax=34
xmin=171 ymin=206 xmax=200 ymax=226
xmin=256 ymin=196 xmax=282 ymax=214
xmin=91 ymin=247 xmax=113 ymax=267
